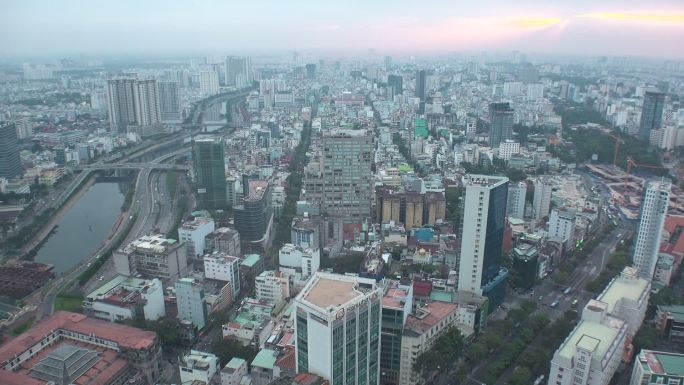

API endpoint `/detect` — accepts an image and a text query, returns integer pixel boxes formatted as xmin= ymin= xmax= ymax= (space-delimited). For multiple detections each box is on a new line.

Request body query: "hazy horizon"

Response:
xmin=3 ymin=0 xmax=684 ymax=59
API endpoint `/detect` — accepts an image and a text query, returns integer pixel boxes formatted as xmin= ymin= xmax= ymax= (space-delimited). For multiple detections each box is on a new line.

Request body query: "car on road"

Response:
xmin=550 ymin=301 xmax=559 ymax=308
xmin=563 ymin=287 xmax=572 ymax=295
xmin=538 ymin=295 xmax=544 ymax=301
xmin=571 ymin=299 xmax=579 ymax=307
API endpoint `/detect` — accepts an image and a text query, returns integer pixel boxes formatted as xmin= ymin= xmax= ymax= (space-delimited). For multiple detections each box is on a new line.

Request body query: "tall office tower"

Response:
xmin=158 ymin=81 xmax=181 ymax=122
xmin=532 ymin=177 xmax=553 ymax=221
xmin=380 ymin=280 xmax=413 ymax=385
xmin=548 ymin=209 xmax=576 ymax=243
xmin=384 ymin=55 xmax=392 ymax=71
xmin=304 ymin=129 xmax=373 ymax=223
xmin=387 ymin=74 xmax=403 ymax=95
xmin=639 ymin=90 xmax=665 ymax=141
xmin=506 ymin=181 xmax=526 ymax=219
xmin=107 ymin=78 xmax=161 ymax=133
xmin=414 ymin=70 xmax=426 ymax=101
xmin=199 ymin=71 xmax=219 ymax=96
xmin=294 ymin=272 xmax=382 ymax=385
xmin=458 ymin=175 xmax=509 ymax=308
xmin=488 ymin=102 xmax=514 ymax=148
xmin=234 ymin=179 xmax=273 ymax=242
xmin=0 ymin=122 xmax=22 ymax=179
xmin=633 ymin=180 xmax=670 ymax=280
xmin=192 ymin=137 xmax=227 ymax=210
xmin=175 ymin=278 xmax=208 ymax=330
xmin=225 ymin=56 xmax=251 ymax=87
xmin=305 ymin=63 xmax=316 ymax=79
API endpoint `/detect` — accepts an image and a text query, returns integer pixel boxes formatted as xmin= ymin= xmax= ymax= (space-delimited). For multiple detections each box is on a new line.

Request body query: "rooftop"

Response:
xmin=0 ymin=311 xmax=156 ymax=365
xmin=597 ymin=267 xmax=650 ymax=315
xmin=382 ymin=281 xmax=410 ymax=310
xmin=297 ymin=273 xmax=378 ymax=311
xmin=657 ymin=304 xmax=684 ymax=322
xmin=125 ymin=234 xmax=178 ymax=254
xmin=405 ymin=301 xmax=458 ymax=335
xmin=557 ymin=318 xmax=623 ymax=361
xmin=251 ymin=348 xmax=278 ymax=370
xmin=241 ymin=254 xmax=262 ymax=267
xmin=463 ymin=174 xmax=509 ymax=188
xmin=638 ymin=350 xmax=684 ymax=377
xmin=223 ymin=357 xmax=246 ymax=372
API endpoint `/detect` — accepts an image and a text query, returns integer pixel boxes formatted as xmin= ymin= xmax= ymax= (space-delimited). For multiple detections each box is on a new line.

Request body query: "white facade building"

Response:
xmin=179 ymin=350 xmax=220 ymax=385
xmin=255 ymin=270 xmax=291 ymax=305
xmin=178 ymin=217 xmax=215 ymax=258
xmin=458 ymin=175 xmax=509 ymax=296
xmin=176 ymin=278 xmax=208 ymax=330
xmin=84 ymin=275 xmax=165 ymax=322
xmin=506 ymin=181 xmax=526 ymax=219
xmin=633 ymin=180 xmax=671 ymax=280
xmin=199 ymin=71 xmax=220 ymax=96
xmin=498 ymin=140 xmax=520 ymax=161
xmin=203 ymin=252 xmax=241 ymax=301
xmin=278 ymin=243 xmax=320 ymax=278
xmin=221 ymin=357 xmax=248 ymax=385
xmin=548 ymin=209 xmax=576 ymax=243
xmin=533 ymin=177 xmax=553 ymax=221
xmin=113 ymin=234 xmax=188 ymax=280
xmin=294 ymin=273 xmax=382 ymax=385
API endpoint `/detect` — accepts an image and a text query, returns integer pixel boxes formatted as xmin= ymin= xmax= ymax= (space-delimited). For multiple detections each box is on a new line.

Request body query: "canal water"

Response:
xmin=34 ymin=181 xmax=130 ymax=274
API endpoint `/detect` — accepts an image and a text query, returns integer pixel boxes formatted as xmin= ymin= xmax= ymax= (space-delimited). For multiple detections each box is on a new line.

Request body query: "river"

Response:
xmin=34 ymin=181 xmax=130 ymax=274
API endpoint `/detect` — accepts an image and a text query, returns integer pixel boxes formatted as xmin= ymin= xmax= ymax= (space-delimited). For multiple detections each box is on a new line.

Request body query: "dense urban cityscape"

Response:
xmin=1 ymin=2 xmax=684 ymax=385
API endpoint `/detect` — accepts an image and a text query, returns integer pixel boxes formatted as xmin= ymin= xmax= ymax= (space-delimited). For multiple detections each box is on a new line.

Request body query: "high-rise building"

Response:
xmin=633 ymin=180 xmax=671 ymax=280
xmin=199 ymin=71 xmax=220 ymax=96
xmin=225 ymin=56 xmax=252 ymax=87
xmin=304 ymin=129 xmax=373 ymax=223
xmin=0 ymin=122 xmax=22 ymax=179
xmin=384 ymin=55 xmax=392 ymax=71
xmin=488 ymin=102 xmax=514 ymax=148
xmin=630 ymin=350 xmax=684 ymax=385
xmin=176 ymin=278 xmax=207 ymax=330
xmin=379 ymin=280 xmax=413 ymax=385
xmin=639 ymin=90 xmax=665 ymax=141
xmin=158 ymin=80 xmax=181 ymax=122
xmin=533 ymin=177 xmax=553 ymax=221
xmin=203 ymin=252 xmax=241 ymax=301
xmin=178 ymin=217 xmax=215 ymax=258
xmin=548 ymin=209 xmax=576 ymax=243
xmin=306 ymin=63 xmax=316 ymax=79
xmin=294 ymin=272 xmax=382 ymax=385
xmin=506 ymin=181 xmax=526 ymax=219
xmin=107 ymin=77 xmax=162 ymax=133
xmin=192 ymin=137 xmax=227 ymax=210
xmin=414 ymin=70 xmax=426 ymax=101
xmin=113 ymin=234 xmax=188 ymax=280
xmin=234 ymin=179 xmax=273 ymax=242
xmin=458 ymin=175 xmax=509 ymax=308
xmin=387 ymin=74 xmax=403 ymax=96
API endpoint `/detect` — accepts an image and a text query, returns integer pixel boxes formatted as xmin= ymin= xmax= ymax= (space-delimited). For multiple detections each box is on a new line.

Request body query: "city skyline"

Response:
xmin=2 ymin=0 xmax=684 ymax=58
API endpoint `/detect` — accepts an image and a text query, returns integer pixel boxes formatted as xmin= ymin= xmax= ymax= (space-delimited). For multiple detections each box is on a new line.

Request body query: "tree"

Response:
xmin=210 ymin=339 xmax=258 ymax=367
xmin=414 ymin=327 xmax=464 ymax=376
xmin=509 ymin=366 xmax=532 ymax=385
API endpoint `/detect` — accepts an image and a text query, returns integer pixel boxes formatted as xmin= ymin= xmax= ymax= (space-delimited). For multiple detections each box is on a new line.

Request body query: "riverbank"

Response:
xmin=20 ymin=174 xmax=96 ymax=257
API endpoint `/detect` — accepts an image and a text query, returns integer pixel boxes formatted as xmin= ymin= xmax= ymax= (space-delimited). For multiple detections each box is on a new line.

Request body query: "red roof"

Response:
xmin=0 ymin=311 xmax=157 ymax=365
xmin=412 ymin=280 xmax=432 ymax=297
xmin=275 ymin=346 xmax=296 ymax=370
xmin=663 ymin=215 xmax=684 ymax=255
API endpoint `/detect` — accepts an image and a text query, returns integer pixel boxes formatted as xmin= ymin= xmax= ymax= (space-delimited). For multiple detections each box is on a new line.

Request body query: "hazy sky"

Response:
xmin=2 ymin=0 xmax=684 ymax=58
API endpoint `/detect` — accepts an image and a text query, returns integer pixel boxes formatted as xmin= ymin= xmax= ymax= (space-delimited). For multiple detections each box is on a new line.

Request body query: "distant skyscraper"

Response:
xmin=303 ymin=129 xmax=373 ymax=223
xmin=158 ymin=81 xmax=181 ymax=122
xmin=488 ymin=102 xmax=514 ymax=148
xmin=225 ymin=56 xmax=251 ymax=87
xmin=639 ymin=90 xmax=665 ymax=141
xmin=305 ymin=63 xmax=316 ymax=79
xmin=458 ymin=175 xmax=509 ymax=308
xmin=506 ymin=181 xmax=526 ymax=219
xmin=294 ymin=272 xmax=382 ymax=384
xmin=384 ymin=55 xmax=392 ymax=71
xmin=192 ymin=137 xmax=227 ymax=210
xmin=414 ymin=70 xmax=426 ymax=101
xmin=0 ymin=122 xmax=22 ymax=179
xmin=107 ymin=78 xmax=161 ymax=133
xmin=199 ymin=71 xmax=219 ymax=96
xmin=532 ymin=177 xmax=553 ymax=221
xmin=633 ymin=180 xmax=670 ymax=280
xmin=387 ymin=74 xmax=403 ymax=96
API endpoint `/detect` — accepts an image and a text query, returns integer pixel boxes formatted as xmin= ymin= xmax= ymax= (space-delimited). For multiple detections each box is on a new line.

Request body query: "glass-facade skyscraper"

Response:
xmin=488 ymin=102 xmax=514 ymax=148
xmin=192 ymin=137 xmax=227 ymax=210
xmin=458 ymin=174 xmax=509 ymax=308
xmin=639 ymin=90 xmax=665 ymax=141
xmin=0 ymin=122 xmax=22 ymax=179
xmin=633 ymin=179 xmax=670 ymax=280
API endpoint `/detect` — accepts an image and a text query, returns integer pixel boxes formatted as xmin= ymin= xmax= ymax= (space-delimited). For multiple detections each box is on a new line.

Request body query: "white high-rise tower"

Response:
xmin=633 ymin=180 xmax=670 ymax=280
